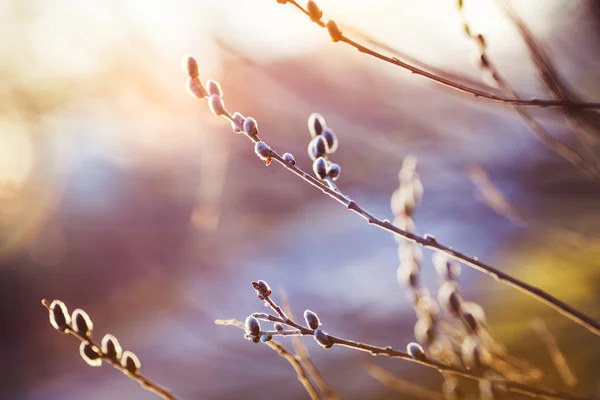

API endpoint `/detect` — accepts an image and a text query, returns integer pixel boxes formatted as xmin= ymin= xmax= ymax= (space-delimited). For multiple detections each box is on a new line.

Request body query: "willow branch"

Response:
xmin=281 ymin=291 xmax=342 ymax=400
xmin=217 ymin=312 xmax=591 ymax=400
xmin=279 ymin=0 xmax=600 ymax=110
xmin=532 ymin=318 xmax=579 ymax=388
xmin=41 ymin=300 xmax=177 ymax=400
xmin=469 ymin=166 xmax=600 ymax=250
xmin=211 ymin=90 xmax=600 ymax=337
xmin=364 ymin=362 xmax=443 ymax=400
xmin=266 ymin=341 xmax=322 ymax=400
xmin=456 ymin=4 xmax=600 ymax=181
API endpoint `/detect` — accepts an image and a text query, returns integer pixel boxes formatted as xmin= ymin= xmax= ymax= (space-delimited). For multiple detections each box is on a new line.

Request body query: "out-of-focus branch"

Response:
xmin=364 ymin=362 xmax=443 ymax=400
xmin=500 ymin=0 xmax=600 ymax=149
xmin=281 ymin=291 xmax=341 ymax=400
xmin=266 ymin=341 xmax=322 ymax=400
xmin=275 ymin=0 xmax=600 ymax=110
xmin=457 ymin=1 xmax=600 ymax=181
xmin=532 ymin=318 xmax=579 ymax=388
xmin=184 ymin=56 xmax=600 ymax=336
xmin=469 ymin=166 xmax=600 ymax=251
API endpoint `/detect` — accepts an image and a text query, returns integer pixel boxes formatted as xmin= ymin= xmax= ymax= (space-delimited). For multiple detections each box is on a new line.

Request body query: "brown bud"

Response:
xmin=121 ymin=350 xmax=141 ymax=375
xmin=72 ymin=309 xmax=93 ymax=337
xmin=182 ymin=55 xmax=199 ymax=78
xmin=326 ymin=20 xmax=342 ymax=42
xmin=79 ymin=342 xmax=102 ymax=367
xmin=306 ymin=1 xmax=323 ymax=22
xmin=101 ymin=334 xmax=122 ymax=360
xmin=49 ymin=300 xmax=70 ymax=333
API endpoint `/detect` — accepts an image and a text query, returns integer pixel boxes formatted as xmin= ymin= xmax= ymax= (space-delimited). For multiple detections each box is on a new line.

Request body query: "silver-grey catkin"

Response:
xmin=208 ymin=94 xmax=225 ymax=116
xmin=282 ymin=153 xmax=296 ymax=165
xmin=313 ymin=157 xmax=327 ymax=180
xmin=308 ymin=113 xmax=327 ymax=138
xmin=303 ymin=310 xmax=320 ymax=330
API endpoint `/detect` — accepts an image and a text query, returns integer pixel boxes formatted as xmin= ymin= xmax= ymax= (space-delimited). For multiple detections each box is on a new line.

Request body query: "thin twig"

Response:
xmin=266 ymin=341 xmax=322 ymax=400
xmin=281 ymin=291 xmax=342 ymax=400
xmin=469 ymin=166 xmax=600 ymax=250
xmin=500 ymin=0 xmax=600 ymax=148
xmin=41 ymin=300 xmax=177 ymax=400
xmin=364 ymin=361 xmax=443 ymax=400
xmin=217 ymin=313 xmax=592 ymax=400
xmin=279 ymin=0 xmax=600 ymax=110
xmin=532 ymin=318 xmax=579 ymax=388
xmin=214 ymin=90 xmax=600 ymax=337
xmin=456 ymin=3 xmax=600 ymax=181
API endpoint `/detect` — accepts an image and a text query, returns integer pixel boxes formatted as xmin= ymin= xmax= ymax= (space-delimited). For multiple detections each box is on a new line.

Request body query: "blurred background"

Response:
xmin=1 ymin=0 xmax=600 ymax=398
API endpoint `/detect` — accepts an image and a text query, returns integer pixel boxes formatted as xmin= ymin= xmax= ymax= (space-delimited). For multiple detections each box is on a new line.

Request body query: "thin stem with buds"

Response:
xmin=216 ymin=291 xmax=594 ymax=400
xmin=216 ymin=103 xmax=600 ymax=337
xmin=41 ymin=300 xmax=177 ymax=400
xmin=279 ymin=0 xmax=600 ymax=110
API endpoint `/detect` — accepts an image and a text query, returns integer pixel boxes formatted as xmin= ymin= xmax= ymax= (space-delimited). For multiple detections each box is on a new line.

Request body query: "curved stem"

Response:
xmin=282 ymin=0 xmax=600 ymax=110
xmin=42 ymin=300 xmax=177 ymax=400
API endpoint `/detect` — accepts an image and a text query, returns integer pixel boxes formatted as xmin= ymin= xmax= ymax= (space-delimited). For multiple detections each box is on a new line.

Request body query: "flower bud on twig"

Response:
xmin=231 ymin=112 xmax=245 ymax=133
xmin=326 ymin=162 xmax=340 ymax=181
xmin=183 ymin=55 xmax=199 ymax=78
xmin=313 ymin=157 xmax=327 ymax=180
xmin=308 ymin=113 xmax=326 ymax=138
xmin=306 ymin=1 xmax=323 ymax=22
xmin=327 ymin=20 xmax=343 ymax=42
xmin=255 ymin=141 xmax=274 ymax=164
xmin=79 ymin=342 xmax=102 ymax=367
xmin=72 ymin=309 xmax=93 ymax=337
xmin=185 ymin=77 xmax=208 ymax=100
xmin=414 ymin=318 xmax=436 ymax=346
xmin=121 ymin=350 xmax=141 ymax=375
xmin=243 ymin=117 xmax=259 ymax=138
xmin=101 ymin=334 xmax=122 ymax=360
xmin=206 ymin=80 xmax=223 ymax=97
xmin=438 ymin=281 xmax=462 ymax=316
xmin=303 ymin=310 xmax=321 ymax=330
xmin=274 ymin=322 xmax=284 ymax=331
xmin=245 ymin=316 xmax=261 ymax=337
xmin=252 ymin=280 xmax=272 ymax=298
xmin=433 ymin=253 xmax=461 ymax=281
xmin=407 ymin=342 xmax=426 ymax=361
xmin=461 ymin=337 xmax=491 ymax=369
xmin=313 ymin=328 xmax=333 ymax=348
xmin=49 ymin=300 xmax=70 ymax=333
xmin=208 ymin=94 xmax=225 ymax=116
xmin=321 ymin=128 xmax=338 ymax=153
xmin=260 ymin=334 xmax=272 ymax=343
xmin=308 ymin=136 xmax=328 ymax=160
xmin=282 ymin=153 xmax=296 ymax=165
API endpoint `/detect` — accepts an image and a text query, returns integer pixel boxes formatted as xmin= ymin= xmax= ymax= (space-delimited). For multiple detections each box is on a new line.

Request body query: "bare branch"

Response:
xmin=532 ymin=318 xmax=579 ymax=388
xmin=277 ymin=0 xmax=600 ymax=110
xmin=42 ymin=299 xmax=177 ymax=400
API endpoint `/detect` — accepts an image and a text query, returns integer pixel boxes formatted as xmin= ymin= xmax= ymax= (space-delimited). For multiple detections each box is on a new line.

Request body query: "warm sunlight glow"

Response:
xmin=0 ymin=122 xmax=34 ymax=188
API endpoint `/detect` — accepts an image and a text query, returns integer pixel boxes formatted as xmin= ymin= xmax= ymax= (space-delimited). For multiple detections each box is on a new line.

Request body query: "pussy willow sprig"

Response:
xmin=456 ymin=1 xmax=600 ymax=181
xmin=273 ymin=0 xmax=600 ymax=110
xmin=215 ymin=281 xmax=594 ymax=400
xmin=183 ymin=56 xmax=600 ymax=337
xmin=42 ymin=299 xmax=177 ymax=400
